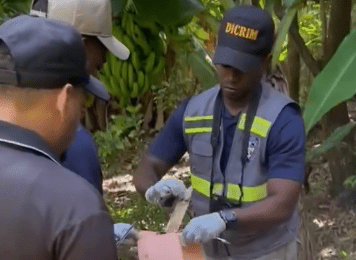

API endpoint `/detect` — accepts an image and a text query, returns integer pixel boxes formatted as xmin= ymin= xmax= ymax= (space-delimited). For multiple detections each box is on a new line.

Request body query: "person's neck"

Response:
xmin=0 ymin=105 xmax=62 ymax=156
xmin=222 ymin=92 xmax=251 ymax=116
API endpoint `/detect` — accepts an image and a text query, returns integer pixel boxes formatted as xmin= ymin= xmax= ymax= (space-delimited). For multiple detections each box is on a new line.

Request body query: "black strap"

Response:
xmin=210 ymin=86 xmax=261 ymax=257
xmin=238 ymin=84 xmax=262 ymax=203
xmin=209 ymin=84 xmax=262 ymax=203
xmin=210 ymin=90 xmax=223 ymax=198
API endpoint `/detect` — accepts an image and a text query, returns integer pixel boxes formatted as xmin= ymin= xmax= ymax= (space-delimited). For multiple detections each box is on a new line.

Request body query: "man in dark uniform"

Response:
xmin=29 ymin=0 xmax=137 ymax=245
xmin=30 ymin=0 xmax=130 ymax=194
xmin=0 ymin=15 xmax=119 ymax=259
xmin=134 ymin=5 xmax=305 ymax=260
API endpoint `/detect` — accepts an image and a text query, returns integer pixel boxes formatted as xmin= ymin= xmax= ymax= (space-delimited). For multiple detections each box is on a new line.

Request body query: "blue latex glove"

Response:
xmin=181 ymin=212 xmax=226 ymax=246
xmin=145 ymin=179 xmax=188 ymax=207
xmin=113 ymin=223 xmax=138 ymax=244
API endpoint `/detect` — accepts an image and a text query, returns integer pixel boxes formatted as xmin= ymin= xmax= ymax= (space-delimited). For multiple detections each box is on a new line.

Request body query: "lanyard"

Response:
xmin=209 ymin=84 xmax=262 ymax=203
xmin=210 ymin=90 xmax=223 ymax=198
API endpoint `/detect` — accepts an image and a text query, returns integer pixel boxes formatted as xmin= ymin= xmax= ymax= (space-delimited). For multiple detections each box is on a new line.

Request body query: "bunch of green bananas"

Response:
xmin=100 ymin=11 xmax=167 ymax=108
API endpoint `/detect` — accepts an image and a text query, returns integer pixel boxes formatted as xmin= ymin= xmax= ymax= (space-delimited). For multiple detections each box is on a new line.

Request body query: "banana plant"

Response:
xmin=125 ymin=0 xmax=205 ymax=26
xmin=301 ymin=28 xmax=356 ymax=162
xmin=303 ymin=29 xmax=356 ymax=134
xmin=260 ymin=0 xmax=304 ymax=68
xmin=188 ymin=41 xmax=217 ymax=89
xmin=306 ymin=122 xmax=355 ymax=162
xmin=0 ymin=0 xmax=31 ymax=24
xmin=111 ymin=0 xmax=129 ymax=16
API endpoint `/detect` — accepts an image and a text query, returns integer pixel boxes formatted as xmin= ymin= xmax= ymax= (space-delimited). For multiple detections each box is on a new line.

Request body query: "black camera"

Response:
xmin=209 ymin=194 xmax=241 ymax=213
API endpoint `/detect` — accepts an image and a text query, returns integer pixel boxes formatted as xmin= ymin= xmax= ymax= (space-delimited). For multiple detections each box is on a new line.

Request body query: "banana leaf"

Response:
xmin=282 ymin=0 xmax=302 ymax=8
xmin=219 ymin=0 xmax=235 ymax=11
xmin=1 ymin=0 xmax=31 ymax=13
xmin=111 ymin=0 xmax=129 ymax=16
xmin=264 ymin=0 xmax=275 ymax=14
xmin=271 ymin=6 xmax=297 ymax=69
xmin=187 ymin=42 xmax=217 ymax=90
xmin=303 ymin=29 xmax=356 ymax=134
xmin=235 ymin=0 xmax=251 ymax=6
xmin=131 ymin=0 xmax=205 ymax=26
xmin=306 ymin=122 xmax=356 ymax=162
xmin=203 ymin=14 xmax=219 ymax=33
xmin=0 ymin=0 xmax=31 ymax=24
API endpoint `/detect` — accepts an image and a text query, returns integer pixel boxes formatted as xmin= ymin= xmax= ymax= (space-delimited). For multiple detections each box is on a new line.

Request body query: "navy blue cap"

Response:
xmin=0 ymin=15 xmax=109 ymax=101
xmin=213 ymin=5 xmax=274 ymax=73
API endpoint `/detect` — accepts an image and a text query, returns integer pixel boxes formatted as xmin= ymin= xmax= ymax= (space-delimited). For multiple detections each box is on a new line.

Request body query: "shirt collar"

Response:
xmin=0 ymin=120 xmax=61 ymax=164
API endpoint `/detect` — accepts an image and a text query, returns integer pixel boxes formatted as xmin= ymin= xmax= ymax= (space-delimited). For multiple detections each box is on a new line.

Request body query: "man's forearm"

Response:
xmin=232 ymin=196 xmax=296 ymax=230
xmin=132 ymin=163 xmax=158 ymax=196
xmin=133 ymin=170 xmax=158 ymax=196
xmin=133 ymin=153 xmax=171 ymax=196
xmin=231 ymin=180 xmax=301 ymax=230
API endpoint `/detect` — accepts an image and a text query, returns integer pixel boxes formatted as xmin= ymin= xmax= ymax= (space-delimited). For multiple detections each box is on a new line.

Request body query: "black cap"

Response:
xmin=0 ymin=15 xmax=109 ymax=101
xmin=213 ymin=5 xmax=274 ymax=73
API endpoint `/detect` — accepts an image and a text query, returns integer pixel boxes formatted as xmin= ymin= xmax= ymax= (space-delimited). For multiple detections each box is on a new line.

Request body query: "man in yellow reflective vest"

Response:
xmin=134 ymin=5 xmax=305 ymax=260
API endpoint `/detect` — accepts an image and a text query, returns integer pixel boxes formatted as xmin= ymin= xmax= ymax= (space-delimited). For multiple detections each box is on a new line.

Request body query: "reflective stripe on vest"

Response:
xmin=184 ymin=114 xmax=271 ymax=138
xmin=190 ymin=174 xmax=267 ymax=203
xmin=237 ymin=113 xmax=272 ymax=138
xmin=184 ymin=115 xmax=213 ymax=135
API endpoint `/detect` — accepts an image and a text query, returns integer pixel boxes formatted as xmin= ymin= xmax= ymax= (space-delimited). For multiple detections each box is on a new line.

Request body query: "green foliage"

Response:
xmin=344 ymin=175 xmax=356 ymax=188
xmin=218 ymin=0 xmax=235 ymax=11
xmin=282 ymin=0 xmax=303 ymax=8
xmin=197 ymin=0 xmax=223 ymax=34
xmin=264 ymin=0 xmax=275 ymax=14
xmin=110 ymin=0 xmax=129 ymax=16
xmin=154 ymin=59 xmax=200 ymax=114
xmin=166 ymin=11 xmax=218 ymax=90
xmin=303 ymin=29 xmax=356 ymax=134
xmin=297 ymin=2 xmax=323 ymax=109
xmin=306 ymin=122 xmax=356 ymax=162
xmin=187 ymin=40 xmax=217 ymax=90
xmin=203 ymin=0 xmax=224 ymax=21
xmin=0 ymin=0 xmax=31 ymax=24
xmin=272 ymin=6 xmax=298 ymax=68
xmin=269 ymin=0 xmax=322 ymax=67
xmin=298 ymin=2 xmax=322 ymax=56
xmin=130 ymin=0 xmax=205 ymax=26
xmin=100 ymin=10 xmax=168 ymax=109
xmin=107 ymin=193 xmax=167 ymax=232
xmin=93 ymin=106 xmax=143 ymax=173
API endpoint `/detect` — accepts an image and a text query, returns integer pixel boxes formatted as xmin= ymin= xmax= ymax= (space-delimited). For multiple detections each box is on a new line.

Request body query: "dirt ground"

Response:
xmin=302 ymin=160 xmax=356 ymax=259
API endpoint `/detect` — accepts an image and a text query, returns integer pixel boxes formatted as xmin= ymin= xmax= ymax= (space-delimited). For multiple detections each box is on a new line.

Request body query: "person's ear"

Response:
xmin=56 ymin=83 xmax=74 ymax=120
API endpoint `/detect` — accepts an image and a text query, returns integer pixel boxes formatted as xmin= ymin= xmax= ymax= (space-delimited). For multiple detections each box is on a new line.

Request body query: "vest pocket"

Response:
xmin=190 ymin=140 xmax=213 ymax=176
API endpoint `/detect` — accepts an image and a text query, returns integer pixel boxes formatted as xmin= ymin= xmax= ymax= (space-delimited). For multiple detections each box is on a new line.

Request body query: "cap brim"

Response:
xmin=98 ymin=36 xmax=130 ymax=60
xmin=85 ymin=76 xmax=110 ymax=101
xmin=213 ymin=46 xmax=263 ymax=73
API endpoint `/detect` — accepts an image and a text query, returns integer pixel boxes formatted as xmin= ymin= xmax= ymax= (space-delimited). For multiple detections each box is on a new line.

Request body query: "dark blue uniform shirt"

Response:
xmin=149 ymin=98 xmax=305 ymax=182
xmin=61 ymin=125 xmax=103 ymax=193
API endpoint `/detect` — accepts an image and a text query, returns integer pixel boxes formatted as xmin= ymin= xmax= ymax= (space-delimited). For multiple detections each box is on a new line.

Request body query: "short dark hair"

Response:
xmin=82 ymin=35 xmax=107 ymax=51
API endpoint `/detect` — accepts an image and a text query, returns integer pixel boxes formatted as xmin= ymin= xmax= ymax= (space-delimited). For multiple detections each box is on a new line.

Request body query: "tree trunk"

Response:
xmin=286 ymin=17 xmax=300 ymax=103
xmin=95 ymin=99 xmax=107 ymax=131
xmin=322 ymin=0 xmax=355 ymax=196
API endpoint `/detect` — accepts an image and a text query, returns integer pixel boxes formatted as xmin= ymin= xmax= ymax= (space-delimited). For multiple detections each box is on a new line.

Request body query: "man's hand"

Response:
xmin=113 ymin=223 xmax=138 ymax=244
xmin=145 ymin=179 xmax=188 ymax=207
xmin=180 ymin=213 xmax=226 ymax=246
